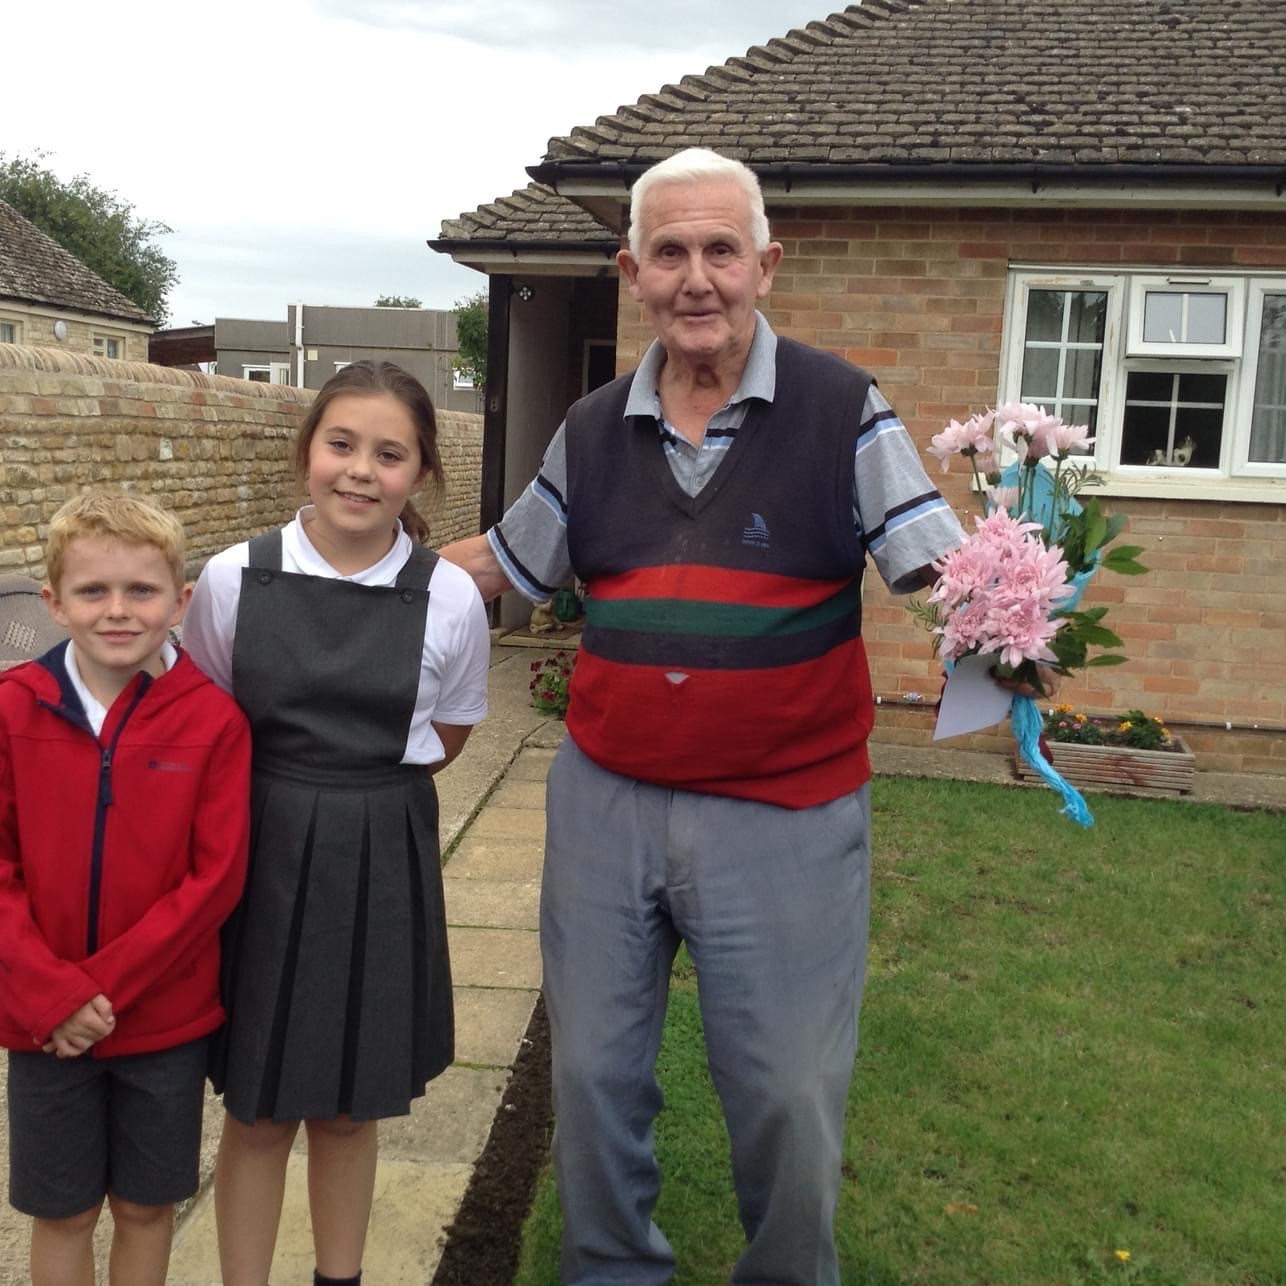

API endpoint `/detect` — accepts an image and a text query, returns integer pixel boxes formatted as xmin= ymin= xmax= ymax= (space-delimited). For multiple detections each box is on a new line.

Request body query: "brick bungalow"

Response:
xmin=433 ymin=0 xmax=1286 ymax=774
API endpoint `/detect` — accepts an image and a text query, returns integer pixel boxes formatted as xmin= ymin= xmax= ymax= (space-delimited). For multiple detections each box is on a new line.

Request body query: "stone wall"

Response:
xmin=0 ymin=346 xmax=482 ymax=580
xmin=0 ymin=305 xmax=150 ymax=362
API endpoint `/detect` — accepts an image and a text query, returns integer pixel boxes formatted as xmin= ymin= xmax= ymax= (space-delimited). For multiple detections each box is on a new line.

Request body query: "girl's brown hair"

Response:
xmin=294 ymin=360 xmax=444 ymax=544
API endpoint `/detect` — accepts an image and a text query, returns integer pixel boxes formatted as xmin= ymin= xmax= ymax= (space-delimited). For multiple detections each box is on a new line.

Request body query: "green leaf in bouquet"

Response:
xmin=1101 ymin=545 xmax=1148 ymax=574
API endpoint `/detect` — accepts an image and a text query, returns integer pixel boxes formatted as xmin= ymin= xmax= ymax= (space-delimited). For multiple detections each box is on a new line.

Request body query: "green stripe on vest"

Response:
xmin=585 ymin=583 xmax=859 ymax=638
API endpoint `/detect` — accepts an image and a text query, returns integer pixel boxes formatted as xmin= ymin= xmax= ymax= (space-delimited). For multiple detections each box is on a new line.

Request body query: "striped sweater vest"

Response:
xmin=564 ymin=338 xmax=875 ymax=808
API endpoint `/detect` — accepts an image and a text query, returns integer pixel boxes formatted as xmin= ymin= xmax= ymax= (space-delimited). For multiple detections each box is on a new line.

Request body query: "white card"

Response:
xmin=933 ymin=652 xmax=1014 ymax=741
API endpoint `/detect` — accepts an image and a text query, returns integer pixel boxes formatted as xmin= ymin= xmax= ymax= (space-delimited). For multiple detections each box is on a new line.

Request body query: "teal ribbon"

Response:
xmin=999 ymin=461 xmax=1096 ymax=827
xmin=1011 ymin=694 xmax=1094 ymax=827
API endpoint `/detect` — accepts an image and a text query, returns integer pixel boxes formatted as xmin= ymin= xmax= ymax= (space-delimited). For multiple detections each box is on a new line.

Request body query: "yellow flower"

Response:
xmin=1118 ymin=721 xmax=1133 ymax=733
xmin=1114 ymin=1249 xmax=1131 ymax=1263
xmin=1055 ymin=702 xmax=1073 ymax=714
xmin=1075 ymin=713 xmax=1088 ymax=723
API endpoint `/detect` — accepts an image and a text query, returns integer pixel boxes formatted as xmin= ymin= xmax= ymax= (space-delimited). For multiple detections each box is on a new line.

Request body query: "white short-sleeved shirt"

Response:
xmin=183 ymin=512 xmax=490 ymax=767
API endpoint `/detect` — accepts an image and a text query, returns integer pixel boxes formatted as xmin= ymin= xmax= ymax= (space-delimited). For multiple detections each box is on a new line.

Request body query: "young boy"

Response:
xmin=0 ymin=492 xmax=250 ymax=1286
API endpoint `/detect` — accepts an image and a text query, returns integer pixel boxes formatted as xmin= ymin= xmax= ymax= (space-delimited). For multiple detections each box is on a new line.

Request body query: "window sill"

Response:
xmin=1092 ymin=475 xmax=1285 ymax=504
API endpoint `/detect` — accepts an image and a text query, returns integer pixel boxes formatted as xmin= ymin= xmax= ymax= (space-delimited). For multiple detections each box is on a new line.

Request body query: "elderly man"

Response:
xmin=441 ymin=147 xmax=963 ymax=1285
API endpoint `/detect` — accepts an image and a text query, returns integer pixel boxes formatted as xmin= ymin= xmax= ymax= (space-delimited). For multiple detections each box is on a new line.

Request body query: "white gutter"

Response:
xmin=294 ymin=302 xmax=304 ymax=386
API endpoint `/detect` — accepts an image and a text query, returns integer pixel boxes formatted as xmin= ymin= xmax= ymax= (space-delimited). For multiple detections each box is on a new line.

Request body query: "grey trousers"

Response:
xmin=541 ymin=739 xmax=871 ymax=1285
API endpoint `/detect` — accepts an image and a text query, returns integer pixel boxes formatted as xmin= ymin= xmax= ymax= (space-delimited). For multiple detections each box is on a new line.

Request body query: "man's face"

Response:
xmin=618 ymin=178 xmax=782 ymax=374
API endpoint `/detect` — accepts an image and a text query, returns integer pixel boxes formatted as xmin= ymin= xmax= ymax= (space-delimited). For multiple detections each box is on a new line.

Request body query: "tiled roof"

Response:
xmin=538 ymin=0 xmax=1286 ymax=171
xmin=0 ymin=199 xmax=152 ymax=323
xmin=434 ymin=183 xmax=615 ymax=246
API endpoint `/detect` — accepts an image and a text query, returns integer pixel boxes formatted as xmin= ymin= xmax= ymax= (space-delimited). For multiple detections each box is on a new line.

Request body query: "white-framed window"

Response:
xmin=0 ymin=320 xmax=17 ymax=344
xmin=1001 ymin=268 xmax=1286 ymax=486
xmin=242 ymin=363 xmax=291 ymax=384
xmin=92 ymin=334 xmax=122 ymax=359
xmin=452 ymin=369 xmax=474 ymax=390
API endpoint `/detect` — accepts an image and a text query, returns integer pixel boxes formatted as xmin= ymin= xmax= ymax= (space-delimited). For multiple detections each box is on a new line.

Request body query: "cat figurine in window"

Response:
xmin=1146 ymin=435 xmax=1196 ymax=466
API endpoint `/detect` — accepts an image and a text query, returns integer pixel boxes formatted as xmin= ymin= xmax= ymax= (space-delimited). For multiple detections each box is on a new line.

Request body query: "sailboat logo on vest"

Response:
xmin=741 ymin=513 xmax=771 ymax=549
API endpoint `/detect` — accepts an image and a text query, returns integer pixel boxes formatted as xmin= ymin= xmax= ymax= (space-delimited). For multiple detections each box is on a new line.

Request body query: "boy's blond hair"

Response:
xmin=45 ymin=492 xmax=186 ymax=590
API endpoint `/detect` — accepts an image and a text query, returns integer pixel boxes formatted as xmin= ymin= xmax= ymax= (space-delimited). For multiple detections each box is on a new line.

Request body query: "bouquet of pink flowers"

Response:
xmin=915 ymin=402 xmax=1147 ymax=824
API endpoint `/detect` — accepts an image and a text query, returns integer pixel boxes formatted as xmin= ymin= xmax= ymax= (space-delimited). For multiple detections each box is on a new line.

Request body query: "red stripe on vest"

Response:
xmin=588 ymin=565 xmax=852 ymax=609
xmin=566 ymin=637 xmax=873 ymax=809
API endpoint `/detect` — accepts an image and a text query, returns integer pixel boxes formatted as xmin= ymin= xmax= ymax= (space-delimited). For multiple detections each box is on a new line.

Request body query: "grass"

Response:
xmin=513 ymin=777 xmax=1286 ymax=1285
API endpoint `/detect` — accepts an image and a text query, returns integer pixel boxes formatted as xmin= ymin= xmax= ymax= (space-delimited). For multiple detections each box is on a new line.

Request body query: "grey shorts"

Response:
xmin=7 ymin=1037 xmax=208 ymax=1219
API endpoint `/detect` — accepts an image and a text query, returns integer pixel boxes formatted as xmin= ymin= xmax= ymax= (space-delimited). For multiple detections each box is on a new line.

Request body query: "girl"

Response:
xmin=183 ymin=360 xmax=490 ymax=1286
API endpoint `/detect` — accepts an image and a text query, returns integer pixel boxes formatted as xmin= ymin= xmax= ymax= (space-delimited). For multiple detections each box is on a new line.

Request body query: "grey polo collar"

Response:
xmin=623 ymin=311 xmax=778 ymax=418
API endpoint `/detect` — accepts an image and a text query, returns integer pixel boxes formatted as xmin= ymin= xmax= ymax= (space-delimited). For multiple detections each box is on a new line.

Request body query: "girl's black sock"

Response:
xmin=314 ymin=1273 xmax=361 ymax=1286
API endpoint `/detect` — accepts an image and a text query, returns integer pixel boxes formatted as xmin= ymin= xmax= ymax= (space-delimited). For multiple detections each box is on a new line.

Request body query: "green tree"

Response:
xmin=453 ymin=290 xmax=488 ymax=390
xmin=0 ymin=152 xmax=178 ymax=323
xmin=374 ymin=294 xmax=422 ymax=308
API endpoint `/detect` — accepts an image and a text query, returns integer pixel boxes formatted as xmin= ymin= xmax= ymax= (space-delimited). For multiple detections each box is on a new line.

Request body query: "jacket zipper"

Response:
xmin=85 ymin=685 xmax=148 ymax=955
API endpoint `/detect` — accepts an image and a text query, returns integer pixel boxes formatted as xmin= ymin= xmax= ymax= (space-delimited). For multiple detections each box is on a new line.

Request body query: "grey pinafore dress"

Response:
xmin=210 ymin=528 xmax=453 ymax=1124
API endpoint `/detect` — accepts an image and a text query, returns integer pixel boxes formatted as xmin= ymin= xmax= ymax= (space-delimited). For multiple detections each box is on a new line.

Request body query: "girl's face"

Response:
xmin=305 ymin=392 xmax=425 ymax=569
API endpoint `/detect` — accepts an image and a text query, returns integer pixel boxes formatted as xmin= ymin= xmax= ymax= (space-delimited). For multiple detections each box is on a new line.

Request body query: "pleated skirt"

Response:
xmin=211 ymin=760 xmax=453 ymax=1124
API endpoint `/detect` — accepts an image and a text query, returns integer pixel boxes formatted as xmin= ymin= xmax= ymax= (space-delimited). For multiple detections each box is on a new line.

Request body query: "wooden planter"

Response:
xmin=1013 ymin=737 xmax=1195 ymax=797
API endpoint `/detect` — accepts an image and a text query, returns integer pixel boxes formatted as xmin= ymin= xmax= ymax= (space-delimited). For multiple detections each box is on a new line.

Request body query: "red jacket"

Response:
xmin=0 ymin=643 xmax=250 ymax=1056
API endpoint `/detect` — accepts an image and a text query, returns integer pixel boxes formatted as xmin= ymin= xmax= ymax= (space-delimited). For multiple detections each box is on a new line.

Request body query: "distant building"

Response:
xmin=211 ymin=303 xmax=482 ymax=413
xmin=0 ymin=199 xmax=153 ymax=360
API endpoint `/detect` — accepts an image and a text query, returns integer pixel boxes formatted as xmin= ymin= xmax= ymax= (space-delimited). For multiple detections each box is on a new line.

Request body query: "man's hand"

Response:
xmin=438 ymin=534 xmax=513 ymax=603
xmin=990 ymin=664 xmax=1062 ymax=701
xmin=43 ymin=993 xmax=114 ymax=1058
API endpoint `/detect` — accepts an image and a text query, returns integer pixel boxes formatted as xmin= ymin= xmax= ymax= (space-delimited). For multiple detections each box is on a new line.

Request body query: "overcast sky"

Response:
xmin=6 ymin=0 xmax=838 ymax=326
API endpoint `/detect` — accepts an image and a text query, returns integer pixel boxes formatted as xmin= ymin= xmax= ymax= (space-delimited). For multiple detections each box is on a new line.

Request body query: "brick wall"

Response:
xmin=0 ymin=346 xmax=482 ymax=579
xmin=614 ymin=205 xmax=1286 ymax=774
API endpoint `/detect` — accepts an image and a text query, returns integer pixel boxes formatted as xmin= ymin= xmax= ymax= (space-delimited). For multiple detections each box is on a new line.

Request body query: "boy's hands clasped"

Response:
xmin=43 ymin=992 xmax=114 ymax=1057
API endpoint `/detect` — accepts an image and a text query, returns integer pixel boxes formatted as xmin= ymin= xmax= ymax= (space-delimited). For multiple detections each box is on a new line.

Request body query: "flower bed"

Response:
xmin=1013 ymin=738 xmax=1195 ymax=796
xmin=1014 ymin=705 xmax=1195 ymax=796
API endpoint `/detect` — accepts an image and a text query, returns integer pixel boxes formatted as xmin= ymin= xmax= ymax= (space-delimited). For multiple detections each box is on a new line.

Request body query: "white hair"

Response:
xmin=627 ymin=148 xmax=772 ymax=259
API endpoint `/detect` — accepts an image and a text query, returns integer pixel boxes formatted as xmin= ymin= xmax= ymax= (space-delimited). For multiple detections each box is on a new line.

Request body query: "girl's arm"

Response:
xmin=429 ymin=721 xmax=474 ymax=774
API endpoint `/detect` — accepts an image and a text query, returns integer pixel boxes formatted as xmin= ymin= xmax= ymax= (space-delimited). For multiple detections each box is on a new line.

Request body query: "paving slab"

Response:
xmin=452 ymin=987 xmax=540 ymax=1067
xmin=445 ymin=875 xmax=541 ymax=929
xmin=466 ymin=806 xmax=548 ymax=842
xmin=445 ymin=834 xmax=546 ymax=882
xmin=167 ymin=1154 xmax=473 ymax=1286
xmin=507 ymin=746 xmax=560 ymax=780
xmin=379 ymin=1065 xmax=508 ymax=1163
xmin=487 ymin=777 xmax=548 ymax=810
xmin=449 ymin=926 xmax=543 ymax=990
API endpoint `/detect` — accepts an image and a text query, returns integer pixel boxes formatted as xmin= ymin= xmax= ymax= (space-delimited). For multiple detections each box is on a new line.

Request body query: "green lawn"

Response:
xmin=515 ymin=777 xmax=1286 ymax=1285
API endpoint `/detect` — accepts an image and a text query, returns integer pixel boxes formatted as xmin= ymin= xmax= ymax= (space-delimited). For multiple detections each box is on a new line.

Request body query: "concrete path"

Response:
xmin=0 ymin=636 xmax=1281 ymax=1281
xmin=0 ymin=643 xmax=570 ymax=1286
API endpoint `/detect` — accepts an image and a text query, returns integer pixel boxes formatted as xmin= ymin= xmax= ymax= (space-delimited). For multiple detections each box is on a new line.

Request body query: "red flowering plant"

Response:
xmin=529 ymin=650 xmax=576 ymax=718
xmin=912 ymin=402 xmax=1149 ymax=825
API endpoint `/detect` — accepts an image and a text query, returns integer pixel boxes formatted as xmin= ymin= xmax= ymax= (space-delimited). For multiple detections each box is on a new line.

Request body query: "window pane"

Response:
xmin=1120 ymin=397 xmax=1172 ymax=466
xmin=1143 ymin=292 xmax=1183 ymax=343
xmin=246 ymin=369 xmax=270 ymax=382
xmin=0 ymin=322 xmax=14 ymax=343
xmin=1067 ymin=292 xmax=1107 ymax=343
xmin=1125 ymin=370 xmax=1173 ymax=401
xmin=1249 ymin=293 xmax=1286 ymax=464
xmin=1186 ymin=293 xmax=1227 ymax=344
xmin=1175 ymin=406 xmax=1223 ymax=468
xmin=1019 ymin=347 xmax=1060 ymax=400
xmin=1064 ymin=347 xmax=1103 ymax=403
xmin=1178 ymin=372 xmax=1226 ymax=403
xmin=1025 ymin=290 xmax=1066 ymax=341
